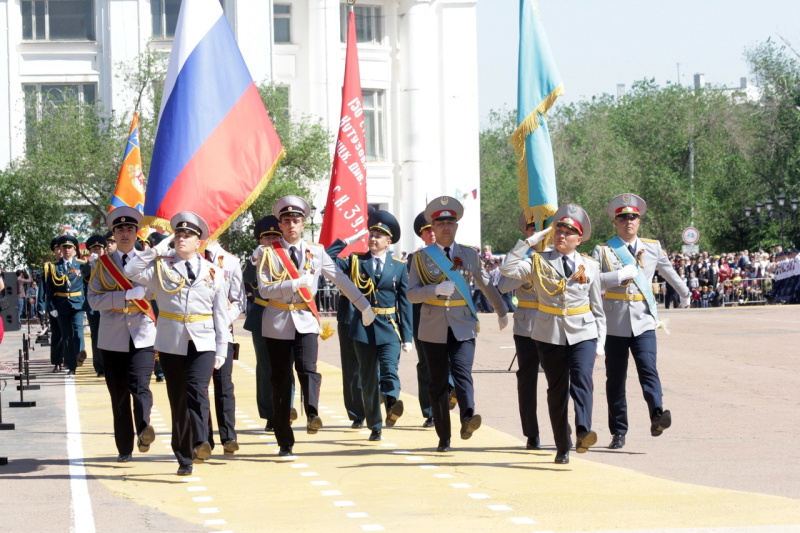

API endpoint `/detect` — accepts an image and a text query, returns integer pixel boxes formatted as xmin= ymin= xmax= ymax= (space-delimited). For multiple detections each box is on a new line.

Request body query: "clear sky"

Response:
xmin=477 ymin=0 xmax=800 ymax=121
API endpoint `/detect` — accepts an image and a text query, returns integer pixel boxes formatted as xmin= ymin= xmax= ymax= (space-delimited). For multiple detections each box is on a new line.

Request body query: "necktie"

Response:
xmin=289 ymin=246 xmax=300 ymax=269
xmin=185 ymin=261 xmax=196 ymax=283
xmin=444 ymin=246 xmax=451 ymax=261
xmin=121 ymin=253 xmax=128 ymax=268
xmin=375 ymin=257 xmax=383 ymax=279
xmin=628 ymin=244 xmax=636 ymax=257
xmin=562 ymin=256 xmax=573 ymax=278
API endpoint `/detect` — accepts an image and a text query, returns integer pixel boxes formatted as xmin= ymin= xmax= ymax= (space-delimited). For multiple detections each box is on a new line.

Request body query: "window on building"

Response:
xmin=339 ymin=4 xmax=384 ymax=45
xmin=21 ymin=0 xmax=95 ymax=41
xmin=24 ymin=83 xmax=96 ymax=120
xmin=361 ymin=90 xmax=385 ymax=161
xmin=151 ymin=0 xmax=181 ymax=39
xmin=273 ymin=4 xmax=291 ymax=43
xmin=151 ymin=0 xmax=227 ymax=40
xmin=23 ymin=83 xmax=97 ymax=146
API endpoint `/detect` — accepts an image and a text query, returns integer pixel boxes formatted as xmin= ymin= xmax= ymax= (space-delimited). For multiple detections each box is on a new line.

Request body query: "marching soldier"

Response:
xmin=501 ymin=204 xmax=605 ymax=464
xmin=337 ymin=210 xmax=412 ymax=441
xmin=45 ymin=235 xmax=87 ymax=376
xmin=125 ymin=212 xmax=231 ymax=476
xmin=592 ymin=194 xmax=690 ymax=449
xmin=87 ymin=208 xmax=157 ymax=462
xmin=255 ymin=195 xmax=376 ymax=457
xmin=407 ymin=196 xmax=509 ymax=452
xmin=83 ymin=234 xmax=107 ymax=377
xmin=204 ymin=239 xmax=246 ymax=456
xmin=496 ymin=213 xmax=544 ymax=450
xmin=43 ymin=237 xmax=64 ymax=372
xmin=243 ymin=216 xmax=297 ymax=430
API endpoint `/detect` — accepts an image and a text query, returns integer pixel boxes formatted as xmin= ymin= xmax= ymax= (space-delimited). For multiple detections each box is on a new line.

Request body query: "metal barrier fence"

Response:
xmin=315 ymin=286 xmax=341 ymax=316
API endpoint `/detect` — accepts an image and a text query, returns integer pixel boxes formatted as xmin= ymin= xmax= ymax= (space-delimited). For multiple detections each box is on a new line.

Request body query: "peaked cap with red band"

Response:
xmin=424 ymin=196 xmax=464 ymax=223
xmin=607 ymin=193 xmax=647 ymax=218
xmin=552 ymin=203 xmax=592 ymax=242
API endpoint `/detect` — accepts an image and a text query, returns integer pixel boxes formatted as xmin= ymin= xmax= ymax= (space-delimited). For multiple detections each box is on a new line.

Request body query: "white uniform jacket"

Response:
xmin=592 ymin=237 xmax=689 ymax=337
xmin=407 ymin=242 xmax=507 ymax=343
xmin=86 ymin=249 xmax=157 ymax=352
xmin=205 ymin=246 xmax=246 ymax=325
xmin=501 ymin=240 xmax=605 ymax=347
xmin=256 ymin=238 xmax=371 ymax=340
xmin=125 ymin=248 xmax=231 ymax=358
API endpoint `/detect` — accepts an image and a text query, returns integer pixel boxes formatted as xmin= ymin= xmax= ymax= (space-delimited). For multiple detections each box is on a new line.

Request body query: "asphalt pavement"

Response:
xmin=0 ymin=306 xmax=798 ymax=532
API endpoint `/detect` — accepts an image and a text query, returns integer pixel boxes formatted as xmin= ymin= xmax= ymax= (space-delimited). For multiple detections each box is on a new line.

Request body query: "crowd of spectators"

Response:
xmin=655 ymin=247 xmax=799 ymax=308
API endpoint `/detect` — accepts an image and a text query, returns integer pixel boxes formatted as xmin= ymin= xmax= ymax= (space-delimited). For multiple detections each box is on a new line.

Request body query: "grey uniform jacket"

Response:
xmin=407 ymin=242 xmax=507 ymax=343
xmin=205 ymin=246 xmax=246 ymax=326
xmin=86 ymin=249 xmax=157 ymax=352
xmin=592 ymin=237 xmax=689 ymax=337
xmin=125 ymin=248 xmax=231 ymax=358
xmin=497 ymin=273 xmax=538 ymax=338
xmin=501 ymin=240 xmax=605 ymax=347
xmin=256 ymin=238 xmax=371 ymax=340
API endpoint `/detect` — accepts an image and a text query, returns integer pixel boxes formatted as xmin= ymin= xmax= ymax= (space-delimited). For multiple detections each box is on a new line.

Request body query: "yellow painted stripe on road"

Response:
xmin=74 ymin=342 xmax=800 ymax=532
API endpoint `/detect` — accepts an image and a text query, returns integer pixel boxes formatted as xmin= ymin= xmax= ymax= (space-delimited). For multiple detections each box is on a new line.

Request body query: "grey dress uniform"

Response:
xmin=204 ymin=245 xmax=246 ymax=451
xmin=256 ymin=237 xmax=372 ymax=450
xmin=407 ymin=242 xmax=507 ymax=445
xmin=87 ymin=248 xmax=157 ymax=458
xmin=125 ymin=247 xmax=231 ymax=469
xmin=593 ymin=237 xmax=688 ymax=438
xmin=500 ymin=241 xmax=605 ymax=455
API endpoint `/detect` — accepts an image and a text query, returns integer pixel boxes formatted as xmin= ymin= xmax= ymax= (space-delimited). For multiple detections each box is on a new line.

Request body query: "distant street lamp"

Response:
xmin=309 ymin=204 xmax=318 ymax=241
xmin=745 ymin=195 xmax=799 ymax=249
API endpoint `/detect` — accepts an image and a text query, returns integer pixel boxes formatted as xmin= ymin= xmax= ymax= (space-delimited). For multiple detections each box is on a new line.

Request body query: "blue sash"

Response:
xmin=423 ymin=244 xmax=478 ymax=319
xmin=607 ymin=236 xmax=658 ymax=321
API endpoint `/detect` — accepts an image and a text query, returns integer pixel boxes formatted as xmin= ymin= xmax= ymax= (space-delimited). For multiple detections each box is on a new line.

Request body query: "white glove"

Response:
xmin=154 ymin=233 xmax=174 ymax=255
xmin=361 ymin=307 xmax=376 ymax=326
xmin=617 ymin=264 xmax=638 ymax=284
xmin=50 ymin=310 xmax=58 ymax=318
xmin=344 ymin=228 xmax=368 ymax=246
xmin=214 ymin=355 xmax=226 ymax=370
xmin=498 ymin=314 xmax=509 ymax=330
xmin=434 ymin=281 xmax=456 ymax=297
xmin=679 ymin=294 xmax=691 ymax=308
xmin=524 ymin=226 xmax=554 ymax=248
xmin=596 ymin=343 xmax=606 ymax=358
xmin=402 ymin=342 xmax=413 ymax=352
xmin=251 ymin=245 xmax=264 ymax=265
xmin=296 ymin=273 xmax=315 ymax=290
xmin=125 ymin=286 xmax=146 ymax=300
xmin=88 ymin=253 xmax=99 ymax=263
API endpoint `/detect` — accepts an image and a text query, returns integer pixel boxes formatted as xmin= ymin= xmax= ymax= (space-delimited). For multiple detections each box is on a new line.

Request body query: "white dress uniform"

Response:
xmin=87 ymin=206 xmax=158 ymax=461
xmin=204 ymin=243 xmax=246 ymax=453
xmin=125 ymin=212 xmax=231 ymax=474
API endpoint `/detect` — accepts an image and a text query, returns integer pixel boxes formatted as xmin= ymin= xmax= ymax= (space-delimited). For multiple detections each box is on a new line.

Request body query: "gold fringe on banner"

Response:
xmin=142 ymin=149 xmax=287 ymax=252
xmin=510 ymin=83 xmax=564 ymax=251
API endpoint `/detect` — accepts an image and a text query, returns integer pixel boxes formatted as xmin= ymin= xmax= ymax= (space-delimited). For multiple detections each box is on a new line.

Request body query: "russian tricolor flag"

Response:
xmin=144 ymin=0 xmax=284 ymax=240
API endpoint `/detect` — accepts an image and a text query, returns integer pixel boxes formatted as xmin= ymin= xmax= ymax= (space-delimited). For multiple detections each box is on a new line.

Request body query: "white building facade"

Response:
xmin=0 ymin=0 xmax=481 ymax=253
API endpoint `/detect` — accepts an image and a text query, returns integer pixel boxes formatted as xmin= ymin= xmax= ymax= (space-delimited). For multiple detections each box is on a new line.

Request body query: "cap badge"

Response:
xmin=440 ymin=197 xmax=449 ymax=205
xmin=181 ymin=222 xmax=187 ymax=227
xmin=568 ymin=205 xmax=578 ymax=214
xmin=563 ymin=217 xmax=575 ymax=225
xmin=121 ymin=217 xmax=126 ymax=222
xmin=622 ymin=193 xmax=631 ymax=203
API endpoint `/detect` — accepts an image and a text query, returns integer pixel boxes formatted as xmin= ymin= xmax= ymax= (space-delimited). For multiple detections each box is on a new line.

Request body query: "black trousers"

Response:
xmin=513 ymin=334 xmax=540 ymax=440
xmin=87 ymin=311 xmax=103 ymax=374
xmin=605 ymin=330 xmax=661 ymax=435
xmin=535 ymin=338 xmax=596 ymax=454
xmin=101 ymin=339 xmax=155 ymax=455
xmin=421 ymin=328 xmax=476 ymax=442
xmin=267 ymin=332 xmax=319 ymax=448
xmin=49 ymin=313 xmax=62 ymax=365
xmin=338 ymin=320 xmax=365 ymax=422
xmin=208 ymin=343 xmax=237 ymax=447
xmin=160 ymin=343 xmax=215 ymax=467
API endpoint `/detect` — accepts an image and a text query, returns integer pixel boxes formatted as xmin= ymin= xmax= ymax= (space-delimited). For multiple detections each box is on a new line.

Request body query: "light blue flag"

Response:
xmin=511 ymin=0 xmax=564 ymax=234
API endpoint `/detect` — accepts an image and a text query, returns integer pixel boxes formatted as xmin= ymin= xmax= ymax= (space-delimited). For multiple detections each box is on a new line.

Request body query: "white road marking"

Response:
xmin=65 ymin=376 xmax=96 ymax=533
